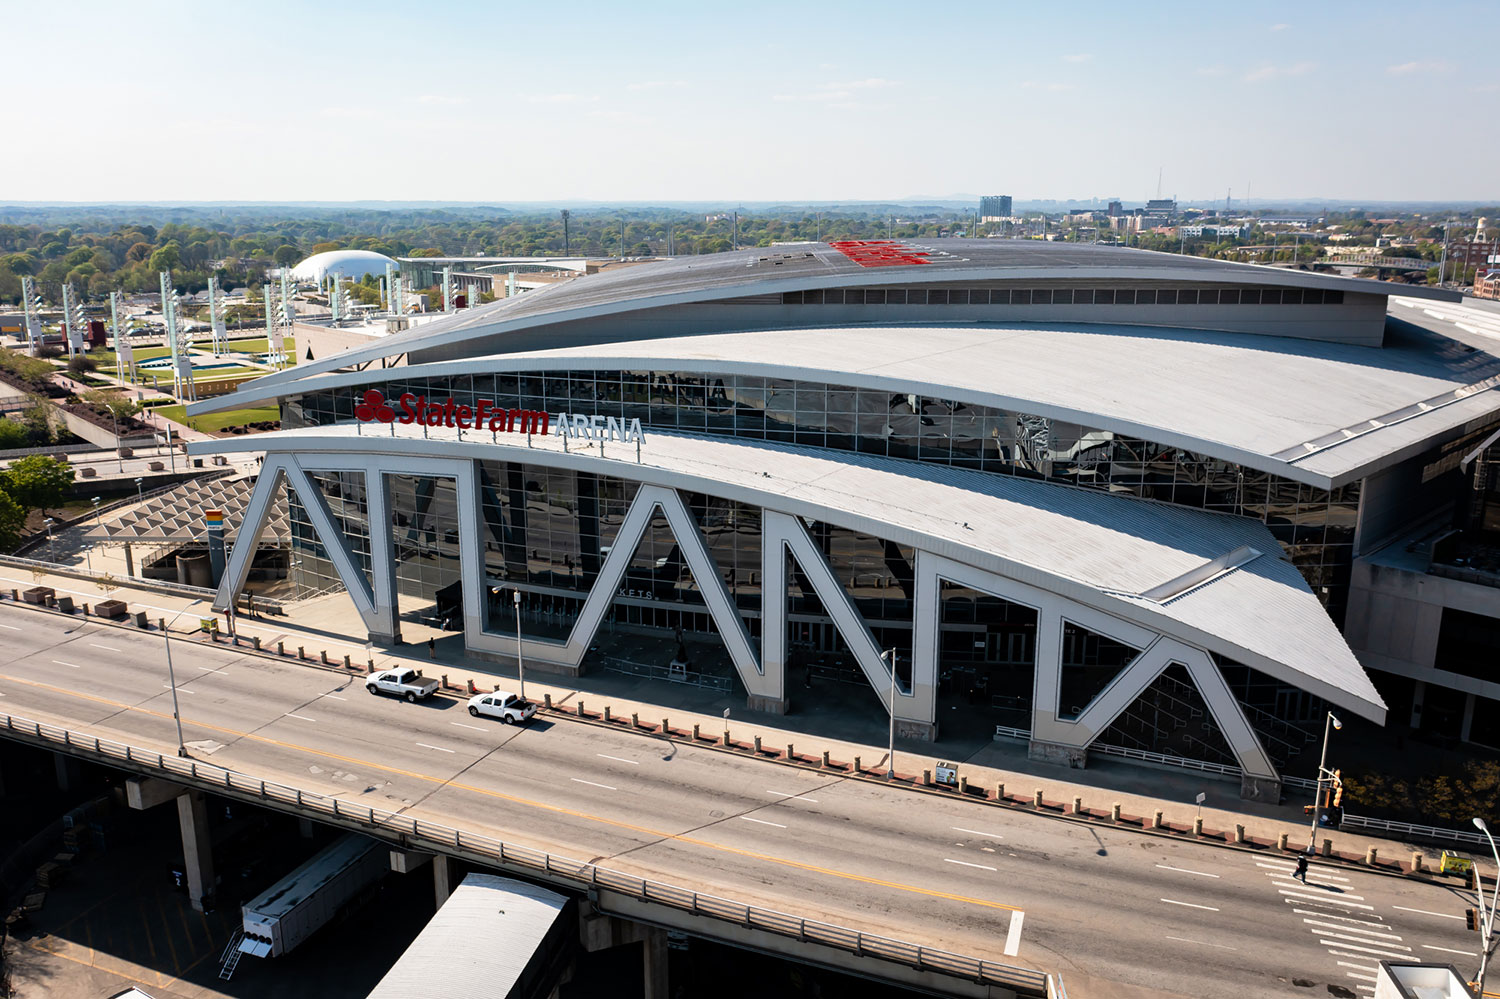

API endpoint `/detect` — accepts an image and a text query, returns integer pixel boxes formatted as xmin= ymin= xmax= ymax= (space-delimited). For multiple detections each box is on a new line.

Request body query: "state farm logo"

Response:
xmin=354 ymin=389 xmax=395 ymax=423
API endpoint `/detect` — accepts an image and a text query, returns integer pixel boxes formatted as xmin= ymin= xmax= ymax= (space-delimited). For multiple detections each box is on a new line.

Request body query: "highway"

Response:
xmin=0 ymin=602 xmax=1487 ymax=999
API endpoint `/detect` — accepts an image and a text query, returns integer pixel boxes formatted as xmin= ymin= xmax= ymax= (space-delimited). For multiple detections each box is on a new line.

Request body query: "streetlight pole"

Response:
xmin=135 ymin=477 xmax=144 ymax=502
xmin=162 ymin=599 xmax=202 ymax=757
xmin=1474 ymin=818 xmax=1500 ymax=993
xmin=513 ymin=589 xmax=526 ymax=701
xmin=1307 ymin=710 xmax=1342 ymax=851
xmin=881 ymin=648 xmax=898 ymax=778
xmin=43 ymin=517 xmax=54 ymax=563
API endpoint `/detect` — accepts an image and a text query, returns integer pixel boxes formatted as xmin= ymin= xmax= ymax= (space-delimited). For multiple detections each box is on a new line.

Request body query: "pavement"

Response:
xmin=0 ymin=596 xmax=1494 ymax=998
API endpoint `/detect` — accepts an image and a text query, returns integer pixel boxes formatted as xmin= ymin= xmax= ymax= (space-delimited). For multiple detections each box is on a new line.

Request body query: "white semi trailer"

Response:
xmin=237 ymin=833 xmax=384 ymax=958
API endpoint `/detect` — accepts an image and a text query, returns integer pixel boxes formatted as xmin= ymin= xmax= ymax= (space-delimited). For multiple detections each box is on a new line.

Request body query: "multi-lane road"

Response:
xmin=0 ymin=602 xmax=1487 ymax=999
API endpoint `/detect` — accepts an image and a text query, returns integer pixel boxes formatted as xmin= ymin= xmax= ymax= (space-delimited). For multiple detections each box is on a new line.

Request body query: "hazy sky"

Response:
xmin=7 ymin=0 xmax=1494 ymax=203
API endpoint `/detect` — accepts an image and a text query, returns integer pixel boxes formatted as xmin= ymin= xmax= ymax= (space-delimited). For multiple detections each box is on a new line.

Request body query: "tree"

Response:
xmin=0 ymin=488 xmax=24 ymax=551
xmin=4 ymin=454 xmax=75 ymax=516
xmin=148 ymin=242 xmax=181 ymax=272
xmin=67 ymin=354 xmax=97 ymax=376
xmin=273 ymin=244 xmax=301 ymax=267
xmin=0 ymin=419 xmax=29 ymax=449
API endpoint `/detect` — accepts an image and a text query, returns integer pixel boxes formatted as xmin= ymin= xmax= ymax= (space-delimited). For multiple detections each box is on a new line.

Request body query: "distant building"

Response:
xmin=1107 ymin=200 xmax=1123 ymax=218
xmin=1144 ymin=199 xmax=1177 ymax=220
xmin=979 ymin=195 xmax=1012 ymax=222
xmin=1180 ymin=224 xmax=1247 ymax=239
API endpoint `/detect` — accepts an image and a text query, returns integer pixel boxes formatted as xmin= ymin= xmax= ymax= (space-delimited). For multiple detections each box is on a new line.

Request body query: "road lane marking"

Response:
xmin=1394 ymin=905 xmax=1464 ymax=920
xmin=1160 ymin=898 xmax=1219 ymax=911
xmin=318 ymin=693 xmax=347 ymax=700
xmin=571 ymin=778 xmax=617 ymax=791
xmin=1003 ymin=911 xmax=1024 ymax=957
xmin=597 ymin=754 xmax=639 ymax=765
xmin=1294 ymin=909 xmax=1392 ymax=928
xmin=284 ymin=714 xmax=317 ymax=722
xmin=164 ymin=685 xmax=193 ymax=694
xmin=1336 ymin=962 xmax=1377 ymax=973
xmin=0 ymin=624 xmax=19 ymax=630
xmin=88 ymin=644 xmax=121 ymax=652
xmin=1279 ymin=890 xmax=1374 ymax=909
xmin=1422 ymin=944 xmax=1478 ymax=957
xmin=53 ymin=660 xmax=82 ymax=669
xmin=1319 ymin=939 xmax=1412 ymax=959
xmin=952 ymin=826 xmax=1004 ymax=839
xmin=944 ymin=858 xmax=997 ymax=872
xmin=1316 ymin=929 xmax=1409 ymax=950
xmin=740 ymin=817 xmax=786 ymax=828
xmin=451 ymin=722 xmax=486 ymax=732
xmin=1164 ymin=935 xmax=1237 ymax=950
xmin=1302 ymin=919 xmax=1401 ymax=940
xmin=0 ymin=670 xmax=1023 ymax=914
xmin=1257 ymin=862 xmax=1349 ymax=882
xmin=1156 ymin=864 xmax=1219 ymax=878
xmin=415 ymin=742 xmax=454 ymax=754
xmin=767 ymin=790 xmax=818 ymax=802
xmin=1270 ymin=880 xmax=1364 ymax=899
xmin=1345 ymin=972 xmax=1377 ymax=984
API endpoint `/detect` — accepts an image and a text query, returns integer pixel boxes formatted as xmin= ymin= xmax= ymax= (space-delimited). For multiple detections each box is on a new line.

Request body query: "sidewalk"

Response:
xmin=1 ymin=561 xmax=1490 ymax=886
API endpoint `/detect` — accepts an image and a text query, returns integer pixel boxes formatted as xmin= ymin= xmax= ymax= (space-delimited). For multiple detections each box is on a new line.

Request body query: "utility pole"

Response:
xmin=732 ymin=211 xmax=738 ymax=251
xmin=560 ymin=209 xmax=571 ymax=256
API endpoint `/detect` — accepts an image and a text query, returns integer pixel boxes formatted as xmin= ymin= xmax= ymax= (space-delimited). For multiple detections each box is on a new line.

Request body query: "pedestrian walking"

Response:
xmin=427 ymin=636 xmax=435 ymax=659
xmin=1294 ymin=853 xmax=1309 ymax=883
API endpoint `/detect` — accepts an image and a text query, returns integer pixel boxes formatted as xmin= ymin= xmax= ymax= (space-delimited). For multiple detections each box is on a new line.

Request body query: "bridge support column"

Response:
xmin=53 ymin=752 xmax=80 ymax=791
xmin=1027 ymin=739 xmax=1088 ymax=768
xmin=298 ymin=816 xmax=314 ymax=839
xmin=176 ymin=790 xmax=215 ymax=912
xmin=433 ymin=853 xmax=451 ymax=908
xmin=579 ymin=905 xmax=670 ymax=999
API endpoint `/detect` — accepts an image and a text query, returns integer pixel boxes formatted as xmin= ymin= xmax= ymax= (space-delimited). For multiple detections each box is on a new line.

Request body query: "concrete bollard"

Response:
xmin=722 ymin=729 xmax=730 ymax=746
xmin=441 ymin=673 xmax=448 ymax=690
xmin=344 ymin=654 xmax=351 ymax=669
xmin=1411 ymin=851 xmax=1424 ymax=872
xmin=604 ymin=706 xmax=611 ymax=723
xmin=1234 ymin=824 xmax=1246 ymax=844
xmin=1192 ymin=817 xmax=1204 ymax=836
xmin=320 ymin=650 xmax=329 ymax=665
xmin=9 ymin=589 xmax=15 ymax=600
xmin=1034 ymin=789 xmax=1044 ymax=808
xmin=1111 ymin=803 xmax=1122 ymax=822
xmin=366 ymin=660 xmax=375 ymax=674
xmin=692 ymin=723 xmax=700 ymax=741
xmin=958 ymin=775 xmax=968 ymax=794
xmin=787 ymin=744 xmax=795 ymax=761
xmin=997 ymin=782 xmax=1005 ymax=801
xmin=754 ymin=736 xmax=762 ymax=753
xmin=1072 ymin=796 xmax=1084 ymax=815
xmin=1321 ymin=839 xmax=1332 ymax=858
xmin=298 ymin=645 xmax=305 ymax=660
xmin=493 ymin=684 xmax=500 ymax=693
xmin=160 ymin=617 xmax=166 ymax=632
xmin=922 ymin=769 xmax=930 ymax=785
xmin=1278 ymin=832 xmax=1289 ymax=851
xmin=82 ymin=603 xmax=90 ymax=616
xmin=467 ymin=679 xmax=477 ymax=695
xmin=544 ymin=693 xmax=552 ymax=709
xmin=1366 ymin=846 xmax=1379 ymax=866
xmin=631 ymin=712 xmax=639 ymax=729
xmin=252 ymin=636 xmax=261 ymax=651
xmin=278 ymin=640 xmax=284 ymax=655
xmin=853 ymin=756 xmax=861 ymax=773
xmin=577 ymin=701 xmax=586 ymax=717
xmin=1152 ymin=810 xmax=1164 ymax=829
xmin=822 ymin=751 xmax=831 ymax=768
xmin=662 ymin=718 xmax=669 ymax=735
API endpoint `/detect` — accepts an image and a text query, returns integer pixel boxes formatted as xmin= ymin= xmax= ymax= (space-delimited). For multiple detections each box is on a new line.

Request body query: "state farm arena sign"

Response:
xmin=354 ymin=390 xmax=646 ymax=444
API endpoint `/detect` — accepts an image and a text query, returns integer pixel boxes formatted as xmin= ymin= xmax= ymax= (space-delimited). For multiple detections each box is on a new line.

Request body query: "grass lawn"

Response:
xmin=154 ymin=403 xmax=280 ymax=432
xmin=221 ymin=337 xmax=297 ymax=360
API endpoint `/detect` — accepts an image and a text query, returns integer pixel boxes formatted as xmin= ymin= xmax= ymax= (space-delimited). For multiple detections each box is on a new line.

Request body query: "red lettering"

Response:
xmin=443 ymin=399 xmax=457 ymax=427
xmin=532 ymin=411 xmax=550 ymax=435
xmin=475 ymin=400 xmax=491 ymax=429
xmin=507 ymin=408 xmax=523 ymax=433
xmin=425 ymin=403 xmax=444 ymax=425
xmin=398 ymin=393 xmax=418 ymax=425
xmin=456 ymin=404 xmax=472 ymax=430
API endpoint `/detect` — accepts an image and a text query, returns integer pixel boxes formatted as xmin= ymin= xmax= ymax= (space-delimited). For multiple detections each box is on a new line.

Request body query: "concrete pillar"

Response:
xmin=176 ymin=790 xmax=215 ymax=912
xmin=1027 ymin=739 xmax=1087 ymax=768
xmin=642 ymin=923 xmax=669 ymax=999
xmin=298 ymin=817 xmax=314 ymax=839
xmin=433 ymin=853 xmax=451 ymax=908
xmin=53 ymin=752 xmax=79 ymax=791
xmin=1462 ymin=692 xmax=1476 ymax=744
xmin=124 ymin=543 xmax=135 ymax=577
xmin=1410 ymin=680 xmax=1426 ymax=729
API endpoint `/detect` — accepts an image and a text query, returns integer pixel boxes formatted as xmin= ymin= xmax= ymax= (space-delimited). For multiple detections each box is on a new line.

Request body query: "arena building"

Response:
xmin=184 ymin=240 xmax=1500 ymax=799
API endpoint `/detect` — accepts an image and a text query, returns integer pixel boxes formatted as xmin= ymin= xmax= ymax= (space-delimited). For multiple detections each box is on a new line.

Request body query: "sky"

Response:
xmin=5 ymin=0 xmax=1495 ymax=204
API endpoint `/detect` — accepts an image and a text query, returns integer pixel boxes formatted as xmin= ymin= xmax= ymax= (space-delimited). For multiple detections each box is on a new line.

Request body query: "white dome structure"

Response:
xmin=290 ymin=249 xmax=396 ymax=284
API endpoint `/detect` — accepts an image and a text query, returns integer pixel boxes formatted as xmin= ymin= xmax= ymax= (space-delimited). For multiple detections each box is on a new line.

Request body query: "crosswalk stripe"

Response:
xmin=1302 ymin=919 xmax=1401 ymax=940
xmin=1337 ymin=961 xmax=1377 ymax=973
xmin=1280 ymin=890 xmax=1374 ymax=910
xmin=1316 ymin=929 xmax=1409 ymax=950
xmin=1320 ymin=939 xmax=1412 ymax=960
xmin=1271 ymin=879 xmax=1364 ymax=899
xmin=1345 ymin=972 xmax=1377 ymax=983
xmin=1257 ymin=862 xmax=1350 ymax=882
xmin=1292 ymin=908 xmax=1389 ymax=929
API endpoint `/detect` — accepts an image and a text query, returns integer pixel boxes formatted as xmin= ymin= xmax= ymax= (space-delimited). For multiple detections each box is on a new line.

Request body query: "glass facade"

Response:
xmin=287 ymin=469 xmax=372 ymax=598
xmin=291 ymin=368 xmax=1361 ymax=619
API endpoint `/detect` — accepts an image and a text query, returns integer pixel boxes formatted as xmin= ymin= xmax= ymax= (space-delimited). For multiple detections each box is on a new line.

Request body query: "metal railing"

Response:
xmin=1341 ymin=813 xmax=1488 ymax=847
xmin=0 ymin=708 xmax=1050 ymax=995
xmin=1090 ymin=742 xmax=1243 ymax=779
xmin=993 ymin=724 xmax=1029 ymax=741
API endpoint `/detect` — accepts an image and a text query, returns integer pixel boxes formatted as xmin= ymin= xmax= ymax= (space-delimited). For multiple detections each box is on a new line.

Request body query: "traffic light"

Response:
xmin=1467 ymin=907 xmax=1481 ymax=932
xmin=1332 ymin=770 xmax=1343 ymax=809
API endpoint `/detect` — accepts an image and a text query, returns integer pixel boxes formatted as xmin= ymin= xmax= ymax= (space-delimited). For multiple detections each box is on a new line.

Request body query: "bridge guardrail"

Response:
xmin=0 ymin=709 xmax=1051 ymax=995
xmin=1340 ymin=814 xmax=1488 ymax=847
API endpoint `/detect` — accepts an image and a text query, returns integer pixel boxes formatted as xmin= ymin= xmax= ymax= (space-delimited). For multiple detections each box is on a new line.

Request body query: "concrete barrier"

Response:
xmin=822 ymin=751 xmax=831 ymax=768
xmin=577 ymin=701 xmax=585 ymax=717
xmin=1234 ymin=824 xmax=1246 ymax=844
xmin=996 ymin=782 xmax=1005 ymax=801
xmin=630 ymin=712 xmax=639 ymax=729
xmin=853 ymin=756 xmax=861 ymax=773
xmin=754 ymin=736 xmax=762 ymax=753
xmin=603 ymin=706 xmax=611 ymax=723
xmin=1366 ymin=846 xmax=1378 ymax=866
xmin=543 ymin=693 xmax=552 ymax=708
xmin=1193 ymin=817 xmax=1204 ymax=835
xmin=1072 ymin=796 xmax=1083 ymax=815
xmin=786 ymin=744 xmax=794 ymax=761
xmin=1153 ymin=810 xmax=1164 ymax=829
xmin=319 ymin=650 xmax=329 ymax=665
xmin=1033 ymin=789 xmax=1043 ymax=808
xmin=344 ymin=654 xmax=351 ymax=669
xmin=958 ymin=775 xmax=967 ymax=793
xmin=1411 ymin=851 xmax=1423 ymax=872
xmin=1321 ymin=839 xmax=1332 ymax=858
xmin=1278 ymin=832 xmax=1289 ymax=850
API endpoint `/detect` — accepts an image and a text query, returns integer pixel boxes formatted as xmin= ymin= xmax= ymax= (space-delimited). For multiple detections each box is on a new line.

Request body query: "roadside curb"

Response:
xmin=1 ymin=593 xmax=1483 ymax=890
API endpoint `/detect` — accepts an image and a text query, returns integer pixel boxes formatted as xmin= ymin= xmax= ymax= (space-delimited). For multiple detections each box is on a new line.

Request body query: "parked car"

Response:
xmin=466 ymin=690 xmax=536 ymax=724
xmin=366 ymin=667 xmax=439 ymax=702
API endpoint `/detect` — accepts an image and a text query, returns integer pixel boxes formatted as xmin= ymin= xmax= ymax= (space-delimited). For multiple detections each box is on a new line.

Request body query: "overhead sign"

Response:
xmin=354 ymin=390 xmax=646 ymax=443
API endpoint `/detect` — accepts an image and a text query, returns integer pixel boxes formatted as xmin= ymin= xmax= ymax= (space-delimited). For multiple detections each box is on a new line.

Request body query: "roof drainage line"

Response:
xmin=1276 ymin=374 xmax=1500 ymax=464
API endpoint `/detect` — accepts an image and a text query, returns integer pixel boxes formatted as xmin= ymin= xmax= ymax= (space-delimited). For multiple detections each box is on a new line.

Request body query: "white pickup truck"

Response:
xmin=365 ymin=667 xmax=439 ymax=702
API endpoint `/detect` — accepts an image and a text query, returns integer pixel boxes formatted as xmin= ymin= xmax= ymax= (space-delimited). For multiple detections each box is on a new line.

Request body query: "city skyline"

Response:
xmin=5 ymin=0 xmax=1497 ymax=204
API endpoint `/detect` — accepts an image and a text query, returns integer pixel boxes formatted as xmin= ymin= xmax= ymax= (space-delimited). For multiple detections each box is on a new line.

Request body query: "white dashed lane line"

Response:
xmin=1393 ymin=905 xmax=1464 ymax=920
xmin=766 ymin=790 xmax=818 ymax=802
xmin=88 ymin=643 xmax=121 ymax=652
xmin=1164 ymin=935 xmax=1237 ymax=951
xmin=570 ymin=778 xmax=616 ymax=790
xmin=451 ymin=722 xmax=486 ymax=732
xmin=1160 ymin=898 xmax=1219 ymax=911
xmin=52 ymin=660 xmax=82 ymax=669
xmin=284 ymin=713 xmax=317 ymax=722
xmin=1156 ymin=864 xmax=1219 ymax=878
xmin=415 ymin=742 xmax=454 ymax=754
xmin=951 ymin=826 xmax=1004 ymax=839
xmin=1422 ymin=944 xmax=1477 ymax=957
xmin=943 ymin=858 xmax=997 ymax=872
xmin=597 ymin=754 xmax=639 ymax=765
xmin=740 ymin=817 xmax=786 ymax=829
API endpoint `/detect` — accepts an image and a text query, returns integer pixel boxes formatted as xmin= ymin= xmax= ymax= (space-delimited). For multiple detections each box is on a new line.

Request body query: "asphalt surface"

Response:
xmin=0 ymin=603 xmax=1488 ymax=999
